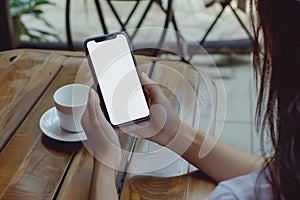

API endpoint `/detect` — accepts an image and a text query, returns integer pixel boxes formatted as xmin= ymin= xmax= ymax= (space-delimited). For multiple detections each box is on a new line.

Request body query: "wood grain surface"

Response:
xmin=0 ymin=49 xmax=24 ymax=73
xmin=0 ymin=49 xmax=215 ymax=200
xmin=0 ymin=52 xmax=86 ymax=199
xmin=0 ymin=50 xmax=65 ymax=151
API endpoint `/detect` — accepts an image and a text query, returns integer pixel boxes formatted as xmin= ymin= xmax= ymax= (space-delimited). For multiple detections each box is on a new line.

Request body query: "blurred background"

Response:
xmin=6 ymin=0 xmax=250 ymax=50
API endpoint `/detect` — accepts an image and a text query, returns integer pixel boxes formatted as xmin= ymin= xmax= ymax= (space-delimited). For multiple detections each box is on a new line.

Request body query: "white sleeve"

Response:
xmin=205 ymin=184 xmax=238 ymax=200
xmin=205 ymin=169 xmax=273 ymax=199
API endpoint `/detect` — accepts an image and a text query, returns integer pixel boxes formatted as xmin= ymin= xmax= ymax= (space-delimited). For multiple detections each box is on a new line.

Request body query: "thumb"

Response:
xmin=140 ymin=72 xmax=155 ymax=84
xmin=140 ymin=72 xmax=163 ymax=96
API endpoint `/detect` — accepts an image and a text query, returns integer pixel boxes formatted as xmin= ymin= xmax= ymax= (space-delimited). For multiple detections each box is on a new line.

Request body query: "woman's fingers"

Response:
xmin=140 ymin=72 xmax=154 ymax=84
xmin=93 ymin=91 xmax=107 ymax=123
xmin=91 ymin=84 xmax=97 ymax=91
xmin=88 ymin=89 xmax=105 ymax=122
xmin=81 ymin=102 xmax=90 ymax=125
xmin=81 ymin=89 xmax=95 ymax=128
xmin=87 ymin=88 xmax=98 ymax=121
xmin=140 ymin=72 xmax=165 ymax=100
xmin=140 ymin=73 xmax=159 ymax=93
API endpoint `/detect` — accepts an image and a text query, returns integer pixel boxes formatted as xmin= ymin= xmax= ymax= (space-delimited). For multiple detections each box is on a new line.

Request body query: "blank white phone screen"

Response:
xmin=87 ymin=34 xmax=149 ymax=125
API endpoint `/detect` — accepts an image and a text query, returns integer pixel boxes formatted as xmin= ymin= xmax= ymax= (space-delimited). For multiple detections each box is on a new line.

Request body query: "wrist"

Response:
xmin=93 ymin=151 xmax=121 ymax=170
xmin=165 ymin=122 xmax=198 ymax=156
xmin=93 ymin=158 xmax=118 ymax=180
xmin=89 ymin=158 xmax=118 ymax=200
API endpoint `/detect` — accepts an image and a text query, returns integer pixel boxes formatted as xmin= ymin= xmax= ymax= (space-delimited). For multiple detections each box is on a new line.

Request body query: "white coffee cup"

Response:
xmin=54 ymin=84 xmax=89 ymax=132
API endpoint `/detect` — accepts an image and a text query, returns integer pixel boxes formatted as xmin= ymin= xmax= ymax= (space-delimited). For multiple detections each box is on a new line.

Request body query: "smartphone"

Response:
xmin=84 ymin=32 xmax=150 ymax=127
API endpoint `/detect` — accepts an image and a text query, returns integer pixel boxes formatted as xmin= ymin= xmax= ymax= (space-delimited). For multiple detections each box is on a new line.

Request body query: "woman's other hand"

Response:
xmin=120 ymin=73 xmax=182 ymax=147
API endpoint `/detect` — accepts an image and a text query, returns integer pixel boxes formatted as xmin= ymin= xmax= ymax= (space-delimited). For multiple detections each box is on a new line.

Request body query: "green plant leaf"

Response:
xmin=10 ymin=0 xmax=59 ymax=42
xmin=34 ymin=0 xmax=55 ymax=7
xmin=31 ymin=14 xmax=55 ymax=30
xmin=20 ymin=21 xmax=44 ymax=41
xmin=31 ymin=9 xmax=43 ymax=16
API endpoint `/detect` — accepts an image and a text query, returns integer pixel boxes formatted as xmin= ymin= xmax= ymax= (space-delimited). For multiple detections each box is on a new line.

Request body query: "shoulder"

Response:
xmin=206 ymin=169 xmax=273 ymax=200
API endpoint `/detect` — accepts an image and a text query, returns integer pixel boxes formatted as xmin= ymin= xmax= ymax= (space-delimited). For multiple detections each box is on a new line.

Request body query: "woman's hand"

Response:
xmin=120 ymin=73 xmax=182 ymax=147
xmin=81 ymin=89 xmax=121 ymax=169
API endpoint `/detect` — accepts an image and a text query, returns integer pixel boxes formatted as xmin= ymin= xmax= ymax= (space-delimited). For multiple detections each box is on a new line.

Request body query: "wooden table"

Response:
xmin=0 ymin=49 xmax=215 ymax=199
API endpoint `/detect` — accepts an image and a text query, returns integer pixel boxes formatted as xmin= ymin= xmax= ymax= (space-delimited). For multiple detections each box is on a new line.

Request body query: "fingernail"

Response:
xmin=92 ymin=89 xmax=96 ymax=99
xmin=89 ymin=88 xmax=94 ymax=98
xmin=141 ymin=72 xmax=155 ymax=84
xmin=91 ymin=88 xmax=100 ymax=103
xmin=141 ymin=72 xmax=148 ymax=79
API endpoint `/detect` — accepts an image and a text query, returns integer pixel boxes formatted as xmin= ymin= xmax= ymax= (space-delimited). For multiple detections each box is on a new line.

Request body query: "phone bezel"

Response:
xmin=83 ymin=32 xmax=150 ymax=128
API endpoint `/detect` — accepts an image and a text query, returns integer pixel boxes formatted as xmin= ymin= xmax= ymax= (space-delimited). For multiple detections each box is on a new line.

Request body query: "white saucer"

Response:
xmin=39 ymin=107 xmax=87 ymax=142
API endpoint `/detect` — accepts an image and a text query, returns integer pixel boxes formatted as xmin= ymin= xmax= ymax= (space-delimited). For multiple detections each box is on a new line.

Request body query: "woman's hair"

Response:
xmin=249 ymin=0 xmax=300 ymax=199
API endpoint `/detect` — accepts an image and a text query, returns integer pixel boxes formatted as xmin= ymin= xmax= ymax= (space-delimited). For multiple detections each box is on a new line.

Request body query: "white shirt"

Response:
xmin=206 ymin=169 xmax=273 ymax=200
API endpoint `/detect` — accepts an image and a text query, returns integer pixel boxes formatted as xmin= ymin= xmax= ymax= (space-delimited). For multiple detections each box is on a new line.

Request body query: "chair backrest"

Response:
xmin=0 ymin=0 xmax=15 ymax=50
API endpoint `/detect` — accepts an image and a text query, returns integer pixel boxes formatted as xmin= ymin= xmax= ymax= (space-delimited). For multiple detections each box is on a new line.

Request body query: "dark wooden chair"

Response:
xmin=65 ymin=0 xmax=181 ymax=55
xmin=0 ymin=0 xmax=15 ymax=51
xmin=196 ymin=0 xmax=252 ymax=56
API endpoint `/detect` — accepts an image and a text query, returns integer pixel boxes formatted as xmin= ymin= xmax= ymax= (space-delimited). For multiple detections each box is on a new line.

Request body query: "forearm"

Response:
xmin=89 ymin=159 xmax=119 ymax=200
xmin=167 ymin=122 xmax=264 ymax=182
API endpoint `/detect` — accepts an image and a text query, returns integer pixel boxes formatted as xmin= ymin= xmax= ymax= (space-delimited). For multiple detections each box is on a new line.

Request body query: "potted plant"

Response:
xmin=9 ymin=0 xmax=60 ymax=45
